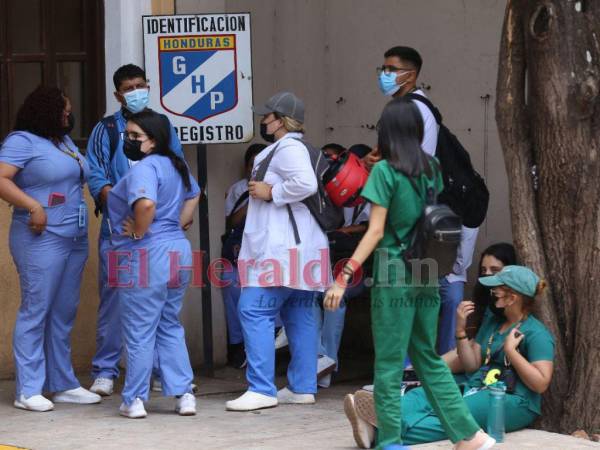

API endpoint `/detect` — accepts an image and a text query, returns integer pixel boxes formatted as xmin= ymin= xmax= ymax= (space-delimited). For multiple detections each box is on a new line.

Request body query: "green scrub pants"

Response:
xmin=400 ymin=387 xmax=538 ymax=445
xmin=371 ymin=285 xmax=480 ymax=449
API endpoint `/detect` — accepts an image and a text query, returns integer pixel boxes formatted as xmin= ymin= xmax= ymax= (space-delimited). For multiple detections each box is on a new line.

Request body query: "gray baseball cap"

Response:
xmin=252 ymin=91 xmax=304 ymax=123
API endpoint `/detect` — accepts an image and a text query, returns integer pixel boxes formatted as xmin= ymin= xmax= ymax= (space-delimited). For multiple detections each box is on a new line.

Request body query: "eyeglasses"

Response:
xmin=376 ymin=65 xmax=415 ymax=75
xmin=123 ymin=131 xmax=148 ymax=140
xmin=490 ymin=288 xmax=511 ymax=299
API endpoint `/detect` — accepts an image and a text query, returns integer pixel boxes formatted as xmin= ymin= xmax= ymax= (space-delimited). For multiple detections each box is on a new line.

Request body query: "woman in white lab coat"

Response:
xmin=226 ymin=91 xmax=331 ymax=411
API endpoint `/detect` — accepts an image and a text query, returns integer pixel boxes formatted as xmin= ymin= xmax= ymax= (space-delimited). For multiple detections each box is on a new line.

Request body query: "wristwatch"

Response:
xmin=130 ymin=232 xmax=143 ymax=240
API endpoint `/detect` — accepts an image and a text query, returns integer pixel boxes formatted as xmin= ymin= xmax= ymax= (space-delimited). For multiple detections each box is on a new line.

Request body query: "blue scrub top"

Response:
xmin=107 ymin=154 xmax=200 ymax=246
xmin=0 ymin=131 xmax=89 ymax=238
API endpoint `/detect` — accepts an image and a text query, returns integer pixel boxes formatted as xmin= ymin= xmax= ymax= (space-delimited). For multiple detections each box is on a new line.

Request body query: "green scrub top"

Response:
xmin=360 ymin=159 xmax=443 ymax=286
xmin=466 ymin=313 xmax=555 ymax=415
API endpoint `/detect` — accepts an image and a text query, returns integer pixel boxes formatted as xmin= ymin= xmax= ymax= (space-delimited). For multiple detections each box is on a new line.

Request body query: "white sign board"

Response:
xmin=143 ymin=13 xmax=253 ymax=144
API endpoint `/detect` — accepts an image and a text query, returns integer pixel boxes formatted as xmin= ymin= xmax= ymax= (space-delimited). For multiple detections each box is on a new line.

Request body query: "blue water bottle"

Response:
xmin=487 ymin=382 xmax=506 ymax=443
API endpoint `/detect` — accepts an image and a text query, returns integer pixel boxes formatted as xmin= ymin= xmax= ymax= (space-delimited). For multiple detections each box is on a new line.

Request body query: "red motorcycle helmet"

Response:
xmin=324 ymin=151 xmax=369 ymax=208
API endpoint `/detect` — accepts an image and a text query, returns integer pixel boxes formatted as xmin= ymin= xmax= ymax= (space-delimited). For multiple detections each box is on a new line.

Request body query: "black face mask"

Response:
xmin=61 ymin=113 xmax=75 ymax=136
xmin=123 ymin=137 xmax=146 ymax=161
xmin=478 ymin=279 xmax=506 ymax=319
xmin=260 ymin=122 xmax=275 ymax=143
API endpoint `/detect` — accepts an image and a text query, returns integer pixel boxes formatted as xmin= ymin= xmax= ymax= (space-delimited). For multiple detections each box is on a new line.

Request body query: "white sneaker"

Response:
xmin=318 ymin=373 xmax=332 ymax=388
xmin=14 ymin=394 xmax=54 ymax=412
xmin=151 ymin=379 xmax=162 ymax=392
xmin=119 ymin=398 xmax=147 ymax=419
xmin=344 ymin=394 xmax=374 ymax=449
xmin=53 ymin=387 xmax=102 ymax=404
xmin=226 ymin=391 xmax=278 ymax=411
xmin=175 ymin=393 xmax=197 ymax=416
xmin=90 ymin=377 xmax=114 ymax=396
xmin=317 ymin=355 xmax=336 ymax=379
xmin=275 ymin=327 xmax=288 ymax=350
xmin=277 ymin=387 xmax=315 ymax=404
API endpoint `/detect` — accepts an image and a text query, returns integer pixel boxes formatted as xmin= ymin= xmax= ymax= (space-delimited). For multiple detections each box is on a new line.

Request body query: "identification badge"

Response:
xmin=78 ymin=202 xmax=88 ymax=228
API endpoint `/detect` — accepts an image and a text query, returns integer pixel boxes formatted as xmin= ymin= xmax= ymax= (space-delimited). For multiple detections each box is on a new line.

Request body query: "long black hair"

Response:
xmin=377 ymin=97 xmax=433 ymax=178
xmin=14 ymin=86 xmax=67 ymax=141
xmin=467 ymin=242 xmax=518 ymax=337
xmin=127 ymin=110 xmax=191 ymax=191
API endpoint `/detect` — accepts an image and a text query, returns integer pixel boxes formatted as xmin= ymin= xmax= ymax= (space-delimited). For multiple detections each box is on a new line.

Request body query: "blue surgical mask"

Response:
xmin=378 ymin=72 xmax=406 ymax=97
xmin=123 ymin=88 xmax=149 ymax=113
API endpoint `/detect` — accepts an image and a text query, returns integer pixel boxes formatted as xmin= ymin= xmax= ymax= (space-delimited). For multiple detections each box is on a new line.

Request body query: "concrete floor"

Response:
xmin=0 ymin=370 xmax=598 ymax=450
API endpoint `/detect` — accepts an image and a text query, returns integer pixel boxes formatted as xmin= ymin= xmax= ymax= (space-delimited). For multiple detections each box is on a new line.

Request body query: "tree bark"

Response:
xmin=496 ymin=0 xmax=600 ymax=433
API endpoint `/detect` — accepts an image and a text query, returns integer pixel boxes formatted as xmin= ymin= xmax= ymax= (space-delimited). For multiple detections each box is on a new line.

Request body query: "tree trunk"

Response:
xmin=496 ymin=0 xmax=600 ymax=433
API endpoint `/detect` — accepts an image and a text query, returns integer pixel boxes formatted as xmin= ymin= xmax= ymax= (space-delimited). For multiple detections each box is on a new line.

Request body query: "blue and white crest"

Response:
xmin=158 ymin=35 xmax=238 ymax=123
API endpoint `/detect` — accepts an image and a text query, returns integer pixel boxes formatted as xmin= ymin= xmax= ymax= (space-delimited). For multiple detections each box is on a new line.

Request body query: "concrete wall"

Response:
xmin=0 ymin=0 xmax=511 ymax=378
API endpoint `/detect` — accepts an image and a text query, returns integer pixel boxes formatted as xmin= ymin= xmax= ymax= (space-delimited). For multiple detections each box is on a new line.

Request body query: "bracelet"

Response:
xmin=456 ymin=334 xmax=468 ymax=340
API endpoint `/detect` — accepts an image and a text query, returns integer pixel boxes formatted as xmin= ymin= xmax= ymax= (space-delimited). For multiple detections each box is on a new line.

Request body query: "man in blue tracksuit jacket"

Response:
xmin=85 ymin=64 xmax=183 ymax=396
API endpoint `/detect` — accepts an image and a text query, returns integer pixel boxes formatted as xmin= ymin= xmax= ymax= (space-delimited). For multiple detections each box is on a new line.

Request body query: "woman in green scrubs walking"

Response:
xmin=323 ymin=97 xmax=494 ymax=450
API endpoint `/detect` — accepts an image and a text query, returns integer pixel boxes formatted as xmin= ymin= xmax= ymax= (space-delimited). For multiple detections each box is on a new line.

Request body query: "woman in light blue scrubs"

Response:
xmin=107 ymin=110 xmax=200 ymax=418
xmin=0 ymin=86 xmax=101 ymax=411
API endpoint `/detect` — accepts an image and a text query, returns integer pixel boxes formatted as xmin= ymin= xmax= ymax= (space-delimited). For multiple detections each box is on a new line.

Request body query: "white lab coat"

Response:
xmin=238 ymin=132 xmax=332 ymax=291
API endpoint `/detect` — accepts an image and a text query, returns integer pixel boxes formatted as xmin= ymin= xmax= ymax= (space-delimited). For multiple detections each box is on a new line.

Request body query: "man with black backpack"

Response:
xmin=85 ymin=64 xmax=184 ymax=396
xmin=375 ymin=46 xmax=489 ymax=356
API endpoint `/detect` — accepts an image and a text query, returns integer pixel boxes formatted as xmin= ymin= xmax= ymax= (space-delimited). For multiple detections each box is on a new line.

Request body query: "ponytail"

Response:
xmin=164 ymin=150 xmax=192 ymax=191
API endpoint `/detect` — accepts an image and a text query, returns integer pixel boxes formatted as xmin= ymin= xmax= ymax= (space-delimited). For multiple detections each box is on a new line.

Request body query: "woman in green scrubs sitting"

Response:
xmin=345 ymin=265 xmax=555 ymax=447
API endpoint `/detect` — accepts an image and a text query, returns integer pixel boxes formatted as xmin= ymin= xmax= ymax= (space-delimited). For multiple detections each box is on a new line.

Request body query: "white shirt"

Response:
xmin=238 ymin=132 xmax=331 ymax=292
xmin=224 ymin=178 xmax=249 ymax=216
xmin=446 ymin=225 xmax=479 ymax=283
xmin=411 ymin=89 xmax=439 ymax=156
xmin=343 ymin=203 xmax=371 ymax=227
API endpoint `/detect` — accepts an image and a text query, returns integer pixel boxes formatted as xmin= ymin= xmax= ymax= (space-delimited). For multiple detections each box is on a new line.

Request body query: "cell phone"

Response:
xmin=48 ymin=192 xmax=66 ymax=206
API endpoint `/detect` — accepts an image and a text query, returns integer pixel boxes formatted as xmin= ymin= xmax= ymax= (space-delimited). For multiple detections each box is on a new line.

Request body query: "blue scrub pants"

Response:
xmin=239 ymin=286 xmax=318 ymax=397
xmin=118 ymin=238 xmax=194 ymax=405
xmin=437 ymin=278 xmax=465 ymax=354
xmin=315 ymin=281 xmax=366 ymax=368
xmin=92 ymin=235 xmax=160 ymax=380
xmin=9 ymin=221 xmax=87 ymax=397
xmin=221 ymin=267 xmax=283 ymax=345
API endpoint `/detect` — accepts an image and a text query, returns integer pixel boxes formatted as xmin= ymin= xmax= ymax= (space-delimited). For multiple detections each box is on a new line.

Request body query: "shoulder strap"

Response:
xmin=405 ymin=93 xmax=443 ymax=126
xmin=100 ymin=115 xmax=120 ymax=162
xmin=231 ymin=190 xmax=249 ymax=213
xmin=253 ymin=142 xmax=281 ymax=182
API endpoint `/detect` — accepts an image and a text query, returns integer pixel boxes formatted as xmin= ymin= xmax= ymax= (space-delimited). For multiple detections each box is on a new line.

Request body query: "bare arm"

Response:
xmin=455 ymin=301 xmax=482 ymax=372
xmin=0 ymin=162 xmax=47 ymax=233
xmin=504 ymin=329 xmax=554 ymax=394
xmin=122 ymin=199 xmax=156 ymax=237
xmin=323 ymin=204 xmax=386 ymax=310
xmin=180 ymin=195 xmax=200 ymax=231
xmin=226 ymin=203 xmax=248 ymax=229
xmin=442 ymin=349 xmax=466 ymax=373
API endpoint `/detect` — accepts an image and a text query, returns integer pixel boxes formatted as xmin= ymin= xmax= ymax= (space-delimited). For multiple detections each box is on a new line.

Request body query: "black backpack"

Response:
xmin=406 ymin=93 xmax=489 ymax=228
xmin=254 ymin=138 xmax=344 ymax=244
xmin=397 ymin=160 xmax=462 ymax=279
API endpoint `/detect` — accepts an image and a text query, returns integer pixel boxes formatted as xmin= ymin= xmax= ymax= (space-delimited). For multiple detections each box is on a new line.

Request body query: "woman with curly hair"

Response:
xmin=0 ymin=86 xmax=101 ymax=411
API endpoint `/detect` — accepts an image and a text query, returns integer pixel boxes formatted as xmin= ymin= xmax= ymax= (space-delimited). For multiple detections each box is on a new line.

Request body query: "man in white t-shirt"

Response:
xmin=368 ymin=46 xmax=479 ymax=357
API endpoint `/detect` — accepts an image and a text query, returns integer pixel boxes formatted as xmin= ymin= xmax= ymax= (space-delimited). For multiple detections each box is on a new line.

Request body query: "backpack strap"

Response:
xmin=231 ymin=190 xmax=250 ymax=214
xmin=100 ymin=115 xmax=120 ymax=163
xmin=405 ymin=93 xmax=443 ymax=126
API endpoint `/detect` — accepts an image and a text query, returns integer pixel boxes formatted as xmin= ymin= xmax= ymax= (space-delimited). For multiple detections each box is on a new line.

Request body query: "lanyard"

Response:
xmin=55 ymin=141 xmax=85 ymax=188
xmin=483 ymin=319 xmax=523 ymax=366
